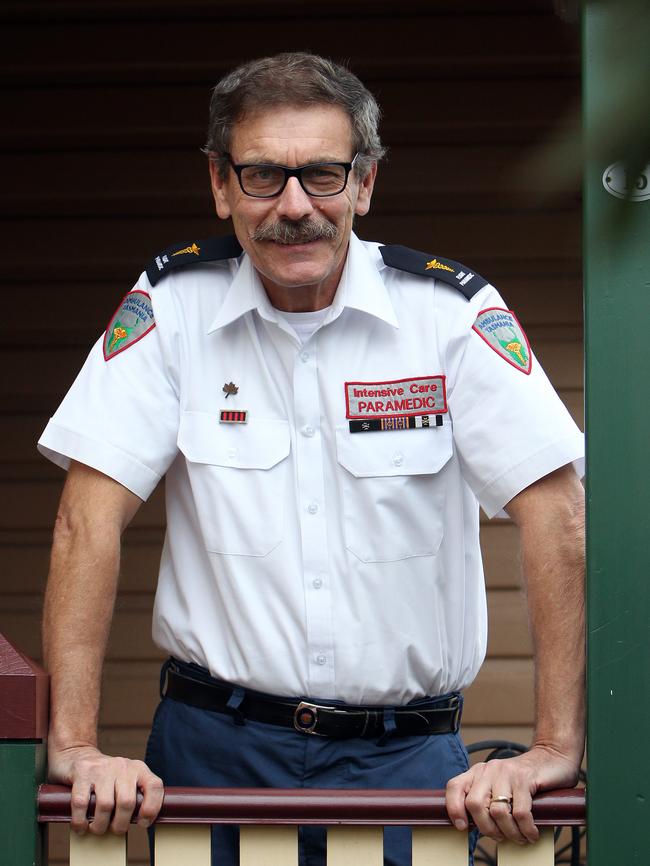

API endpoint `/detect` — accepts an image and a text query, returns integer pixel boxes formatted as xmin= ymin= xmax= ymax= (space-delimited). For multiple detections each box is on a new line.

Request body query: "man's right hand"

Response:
xmin=48 ymin=745 xmax=164 ymax=835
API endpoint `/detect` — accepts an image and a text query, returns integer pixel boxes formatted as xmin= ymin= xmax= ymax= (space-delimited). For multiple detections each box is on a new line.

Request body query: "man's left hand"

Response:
xmin=445 ymin=745 xmax=580 ymax=844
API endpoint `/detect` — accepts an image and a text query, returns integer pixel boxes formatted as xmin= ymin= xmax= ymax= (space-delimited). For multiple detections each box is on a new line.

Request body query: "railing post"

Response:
xmin=0 ymin=632 xmax=49 ymax=865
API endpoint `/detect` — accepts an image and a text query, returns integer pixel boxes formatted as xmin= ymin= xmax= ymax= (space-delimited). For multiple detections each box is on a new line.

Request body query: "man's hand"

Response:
xmin=48 ymin=745 xmax=164 ymax=835
xmin=445 ymin=745 xmax=580 ymax=843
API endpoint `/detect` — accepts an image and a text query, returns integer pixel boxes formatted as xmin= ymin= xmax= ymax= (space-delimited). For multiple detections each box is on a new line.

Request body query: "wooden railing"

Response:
xmin=37 ymin=785 xmax=585 ymax=865
xmin=0 ymin=633 xmax=586 ymax=865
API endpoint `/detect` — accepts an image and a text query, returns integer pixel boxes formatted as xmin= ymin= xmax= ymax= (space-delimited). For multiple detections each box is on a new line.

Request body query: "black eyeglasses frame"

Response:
xmin=222 ymin=153 xmax=359 ymax=199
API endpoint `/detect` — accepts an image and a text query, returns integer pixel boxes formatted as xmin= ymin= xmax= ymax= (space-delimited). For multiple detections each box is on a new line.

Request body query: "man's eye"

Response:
xmin=310 ymin=167 xmax=338 ymax=178
xmin=250 ymin=168 xmax=276 ymax=181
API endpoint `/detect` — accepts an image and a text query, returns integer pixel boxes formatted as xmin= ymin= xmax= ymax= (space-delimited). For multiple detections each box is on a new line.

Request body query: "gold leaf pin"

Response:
xmin=425 ymin=258 xmax=455 ymax=273
xmin=223 ymin=382 xmax=238 ymax=398
xmin=172 ymin=242 xmax=201 ymax=257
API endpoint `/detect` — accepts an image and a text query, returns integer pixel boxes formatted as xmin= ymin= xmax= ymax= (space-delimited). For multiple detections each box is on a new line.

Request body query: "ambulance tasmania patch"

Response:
xmin=103 ymin=290 xmax=156 ymax=361
xmin=345 ymin=376 xmax=447 ymax=420
xmin=472 ymin=308 xmax=532 ymax=375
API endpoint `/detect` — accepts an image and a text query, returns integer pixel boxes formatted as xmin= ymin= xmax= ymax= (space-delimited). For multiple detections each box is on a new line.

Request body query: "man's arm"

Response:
xmin=43 ymin=461 xmax=164 ymax=835
xmin=446 ymin=463 xmax=585 ymax=844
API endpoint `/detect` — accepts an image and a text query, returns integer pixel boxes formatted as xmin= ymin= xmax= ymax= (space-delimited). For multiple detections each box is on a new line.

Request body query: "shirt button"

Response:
xmin=307 ymin=502 xmax=319 ymax=515
xmin=312 ymin=578 xmax=323 ymax=589
xmin=303 ymin=425 xmax=315 ymax=438
xmin=300 ymin=351 xmax=310 ymax=362
xmin=316 ymin=654 xmax=327 ymax=666
xmin=393 ymin=452 xmax=404 ymax=467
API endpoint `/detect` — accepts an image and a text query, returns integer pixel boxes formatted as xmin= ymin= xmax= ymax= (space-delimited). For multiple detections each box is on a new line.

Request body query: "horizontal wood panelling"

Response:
xmin=463 ymin=660 xmax=534 ymax=725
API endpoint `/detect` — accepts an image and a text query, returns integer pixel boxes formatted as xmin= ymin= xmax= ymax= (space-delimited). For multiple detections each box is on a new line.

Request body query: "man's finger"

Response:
xmin=88 ymin=777 xmax=116 ymax=835
xmin=464 ymin=786 xmax=503 ymax=840
xmin=488 ymin=797 xmax=527 ymax=845
xmin=137 ymin=767 xmax=165 ymax=828
xmin=111 ymin=775 xmax=138 ymax=835
xmin=70 ymin=780 xmax=92 ymax=835
xmin=445 ymin=769 xmax=472 ymax=830
xmin=510 ymin=784 xmax=538 ymax=843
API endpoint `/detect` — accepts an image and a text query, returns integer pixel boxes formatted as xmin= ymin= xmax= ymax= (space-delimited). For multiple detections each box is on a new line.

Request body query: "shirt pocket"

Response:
xmin=178 ymin=411 xmax=290 ymax=556
xmin=335 ymin=424 xmax=454 ymax=563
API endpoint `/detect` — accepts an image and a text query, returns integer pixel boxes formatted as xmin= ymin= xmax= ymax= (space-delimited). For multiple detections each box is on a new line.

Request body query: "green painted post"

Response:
xmin=584 ymin=4 xmax=650 ymax=864
xmin=0 ymin=633 xmax=49 ymax=865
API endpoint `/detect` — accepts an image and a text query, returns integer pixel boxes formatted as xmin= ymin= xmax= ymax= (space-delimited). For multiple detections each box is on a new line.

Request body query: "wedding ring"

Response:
xmin=489 ymin=795 xmax=513 ymax=810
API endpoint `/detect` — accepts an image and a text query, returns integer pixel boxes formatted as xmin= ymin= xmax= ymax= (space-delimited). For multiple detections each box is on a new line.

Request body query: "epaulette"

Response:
xmin=146 ymin=235 xmax=243 ymax=287
xmin=379 ymin=244 xmax=489 ymax=300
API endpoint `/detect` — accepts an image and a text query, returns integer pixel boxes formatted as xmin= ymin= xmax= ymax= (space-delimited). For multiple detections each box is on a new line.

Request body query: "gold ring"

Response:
xmin=489 ymin=795 xmax=513 ymax=808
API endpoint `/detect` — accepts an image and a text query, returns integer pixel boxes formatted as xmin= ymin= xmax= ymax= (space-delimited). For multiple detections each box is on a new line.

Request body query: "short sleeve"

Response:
xmin=38 ymin=284 xmax=179 ymax=500
xmin=446 ymin=285 xmax=584 ymax=518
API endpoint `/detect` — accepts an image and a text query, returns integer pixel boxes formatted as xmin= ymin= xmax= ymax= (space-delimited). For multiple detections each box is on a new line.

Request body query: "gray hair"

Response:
xmin=204 ymin=52 xmax=386 ymax=180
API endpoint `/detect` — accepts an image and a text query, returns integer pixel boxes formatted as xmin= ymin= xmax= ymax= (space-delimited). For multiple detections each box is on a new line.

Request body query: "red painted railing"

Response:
xmin=38 ymin=784 xmax=586 ymax=827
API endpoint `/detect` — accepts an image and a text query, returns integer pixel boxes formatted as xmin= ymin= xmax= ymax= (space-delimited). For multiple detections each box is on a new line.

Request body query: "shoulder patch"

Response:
xmin=379 ymin=244 xmax=489 ymax=300
xmin=145 ymin=235 xmax=243 ymax=287
xmin=103 ymin=290 xmax=156 ymax=361
xmin=472 ymin=307 xmax=532 ymax=374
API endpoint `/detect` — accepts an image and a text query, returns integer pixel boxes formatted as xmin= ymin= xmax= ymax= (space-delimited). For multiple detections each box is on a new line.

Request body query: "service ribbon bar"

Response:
xmin=349 ymin=414 xmax=443 ymax=433
xmin=219 ymin=410 xmax=248 ymax=424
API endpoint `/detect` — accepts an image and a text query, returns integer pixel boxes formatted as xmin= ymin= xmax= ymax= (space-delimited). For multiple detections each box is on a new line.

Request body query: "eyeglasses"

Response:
xmin=223 ymin=153 xmax=359 ymax=198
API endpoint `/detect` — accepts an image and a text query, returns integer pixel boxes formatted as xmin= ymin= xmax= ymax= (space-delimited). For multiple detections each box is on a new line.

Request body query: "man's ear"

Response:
xmin=208 ymin=158 xmax=232 ymax=220
xmin=354 ymin=161 xmax=378 ymax=217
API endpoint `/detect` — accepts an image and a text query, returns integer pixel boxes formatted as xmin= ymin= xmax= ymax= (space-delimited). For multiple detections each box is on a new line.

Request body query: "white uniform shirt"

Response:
xmin=38 ymin=232 xmax=584 ymax=705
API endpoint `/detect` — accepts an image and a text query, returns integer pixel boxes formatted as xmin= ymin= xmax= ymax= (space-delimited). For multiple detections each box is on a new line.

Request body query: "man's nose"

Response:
xmin=275 ymin=176 xmax=314 ymax=221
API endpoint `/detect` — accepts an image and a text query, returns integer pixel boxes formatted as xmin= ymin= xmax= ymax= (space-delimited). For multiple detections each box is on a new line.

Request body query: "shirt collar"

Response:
xmin=207 ymin=231 xmax=398 ymax=333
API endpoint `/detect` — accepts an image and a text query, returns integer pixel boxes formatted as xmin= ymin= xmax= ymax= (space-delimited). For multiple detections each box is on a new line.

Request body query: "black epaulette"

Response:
xmin=379 ymin=244 xmax=489 ymax=300
xmin=145 ymin=235 xmax=243 ymax=287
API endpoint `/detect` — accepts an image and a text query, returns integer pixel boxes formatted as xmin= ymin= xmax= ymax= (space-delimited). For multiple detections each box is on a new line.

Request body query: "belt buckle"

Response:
xmin=293 ymin=700 xmax=335 ymax=736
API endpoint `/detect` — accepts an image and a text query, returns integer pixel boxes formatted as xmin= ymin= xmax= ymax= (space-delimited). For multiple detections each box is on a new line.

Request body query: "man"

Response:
xmin=39 ymin=52 xmax=585 ymax=865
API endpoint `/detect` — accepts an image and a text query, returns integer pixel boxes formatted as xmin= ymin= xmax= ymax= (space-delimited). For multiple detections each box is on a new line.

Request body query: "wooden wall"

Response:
xmin=0 ymin=2 xmax=581 ymax=861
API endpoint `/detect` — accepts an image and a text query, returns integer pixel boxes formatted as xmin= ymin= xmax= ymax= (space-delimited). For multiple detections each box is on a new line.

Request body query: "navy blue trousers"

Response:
xmin=145 ymin=665 xmax=472 ymax=866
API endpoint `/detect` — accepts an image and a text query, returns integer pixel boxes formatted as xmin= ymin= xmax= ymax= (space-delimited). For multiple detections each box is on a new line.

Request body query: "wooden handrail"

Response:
xmin=38 ymin=785 xmax=585 ymax=826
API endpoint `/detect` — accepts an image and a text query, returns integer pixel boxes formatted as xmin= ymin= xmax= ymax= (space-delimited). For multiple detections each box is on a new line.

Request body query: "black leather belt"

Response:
xmin=164 ymin=663 xmax=462 ymax=739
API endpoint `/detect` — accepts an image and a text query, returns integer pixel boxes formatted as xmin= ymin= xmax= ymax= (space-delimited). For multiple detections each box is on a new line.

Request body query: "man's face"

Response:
xmin=209 ymin=104 xmax=377 ymax=310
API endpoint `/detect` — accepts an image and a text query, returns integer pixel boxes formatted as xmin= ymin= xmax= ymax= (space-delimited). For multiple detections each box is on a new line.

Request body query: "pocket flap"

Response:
xmin=178 ymin=411 xmax=290 ymax=469
xmin=336 ymin=423 xmax=453 ymax=478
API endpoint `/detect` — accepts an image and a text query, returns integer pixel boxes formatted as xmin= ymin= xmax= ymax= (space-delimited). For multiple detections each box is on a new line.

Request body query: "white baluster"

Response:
xmin=327 ymin=826 xmax=383 ymax=865
xmin=240 ymin=825 xmax=298 ymax=865
xmin=69 ymin=830 xmax=127 ymax=865
xmin=155 ymin=825 xmax=211 ymax=866
xmin=498 ymin=828 xmax=555 ymax=865
xmin=412 ymin=827 xmax=468 ymax=865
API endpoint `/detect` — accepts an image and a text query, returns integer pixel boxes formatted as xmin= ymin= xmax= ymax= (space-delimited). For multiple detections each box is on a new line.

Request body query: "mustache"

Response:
xmin=250 ymin=217 xmax=339 ymax=244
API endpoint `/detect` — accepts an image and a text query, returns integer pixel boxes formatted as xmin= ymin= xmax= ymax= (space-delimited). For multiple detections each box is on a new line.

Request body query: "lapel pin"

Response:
xmin=223 ymin=381 xmax=239 ymax=398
